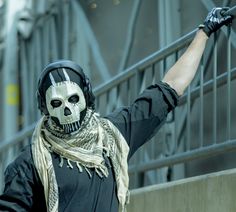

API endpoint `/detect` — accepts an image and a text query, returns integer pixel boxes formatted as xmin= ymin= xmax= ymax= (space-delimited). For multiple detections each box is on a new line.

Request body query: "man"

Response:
xmin=0 ymin=7 xmax=233 ymax=212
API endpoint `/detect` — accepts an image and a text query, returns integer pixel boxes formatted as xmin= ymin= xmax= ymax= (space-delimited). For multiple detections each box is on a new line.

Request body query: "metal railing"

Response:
xmin=0 ymin=5 xmax=236 ymax=191
xmin=93 ymin=6 xmax=236 ymax=188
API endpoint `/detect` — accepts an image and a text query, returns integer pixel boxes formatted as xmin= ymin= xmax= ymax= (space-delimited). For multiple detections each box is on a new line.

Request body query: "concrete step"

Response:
xmin=127 ymin=168 xmax=236 ymax=212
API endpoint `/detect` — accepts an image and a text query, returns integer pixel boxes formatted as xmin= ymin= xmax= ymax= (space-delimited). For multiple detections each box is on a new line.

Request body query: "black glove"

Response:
xmin=199 ymin=7 xmax=233 ymax=37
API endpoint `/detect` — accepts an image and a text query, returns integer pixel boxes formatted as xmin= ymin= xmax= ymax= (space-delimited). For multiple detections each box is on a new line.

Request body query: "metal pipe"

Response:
xmin=2 ymin=0 xmax=24 ymax=139
xmin=187 ymin=86 xmax=191 ymax=151
xmin=226 ymin=26 xmax=231 ymax=140
xmin=199 ymin=57 xmax=204 ymax=147
xmin=20 ymin=39 xmax=30 ymax=128
xmin=129 ymin=139 xmax=236 ymax=173
xmin=118 ymin=0 xmax=142 ymax=72
xmin=35 ymin=28 xmax=43 ymax=119
xmin=71 ymin=0 xmax=111 ymax=81
xmin=62 ymin=1 xmax=69 ymax=59
xmin=223 ymin=5 xmax=236 ymax=16
xmin=50 ymin=16 xmax=59 ymax=60
xmin=213 ymin=33 xmax=217 ymax=144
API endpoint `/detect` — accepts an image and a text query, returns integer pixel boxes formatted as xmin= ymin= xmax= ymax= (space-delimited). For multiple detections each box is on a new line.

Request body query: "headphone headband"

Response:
xmin=38 ymin=60 xmax=86 ymax=90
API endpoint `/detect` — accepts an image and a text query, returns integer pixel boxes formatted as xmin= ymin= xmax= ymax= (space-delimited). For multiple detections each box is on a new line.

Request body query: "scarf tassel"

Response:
xmin=103 ymin=147 xmax=110 ymax=157
xmin=84 ymin=167 xmax=92 ymax=178
xmin=76 ymin=162 xmax=83 ymax=172
xmin=59 ymin=156 xmax=64 ymax=167
xmin=59 ymin=158 xmax=108 ymax=179
xmin=67 ymin=159 xmax=74 ymax=169
xmin=95 ymin=168 xmax=104 ymax=178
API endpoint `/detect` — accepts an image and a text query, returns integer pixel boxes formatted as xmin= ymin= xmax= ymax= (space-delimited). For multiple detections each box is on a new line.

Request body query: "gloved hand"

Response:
xmin=199 ymin=7 xmax=233 ymax=37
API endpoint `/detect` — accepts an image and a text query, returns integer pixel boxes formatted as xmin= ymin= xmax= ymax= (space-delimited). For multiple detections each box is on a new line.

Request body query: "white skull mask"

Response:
xmin=45 ymin=81 xmax=86 ymax=133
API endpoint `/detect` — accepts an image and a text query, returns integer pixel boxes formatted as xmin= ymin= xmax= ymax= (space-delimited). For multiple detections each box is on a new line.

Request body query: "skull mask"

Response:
xmin=40 ymin=66 xmax=88 ymax=134
xmin=46 ymin=80 xmax=86 ymax=133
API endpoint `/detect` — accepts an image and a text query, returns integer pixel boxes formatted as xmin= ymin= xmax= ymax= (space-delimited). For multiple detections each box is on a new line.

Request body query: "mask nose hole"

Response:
xmin=64 ymin=107 xmax=72 ymax=116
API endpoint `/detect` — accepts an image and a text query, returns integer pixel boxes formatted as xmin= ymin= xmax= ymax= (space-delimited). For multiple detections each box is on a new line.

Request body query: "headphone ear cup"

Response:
xmin=36 ymin=90 xmax=49 ymax=115
xmin=41 ymin=101 xmax=49 ymax=115
xmin=36 ymin=90 xmax=42 ymax=112
xmin=84 ymin=77 xmax=95 ymax=109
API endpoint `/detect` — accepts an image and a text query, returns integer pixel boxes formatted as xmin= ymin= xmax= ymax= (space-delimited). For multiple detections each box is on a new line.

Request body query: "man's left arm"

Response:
xmin=162 ymin=30 xmax=208 ymax=96
xmin=163 ymin=7 xmax=233 ymax=96
xmin=105 ymin=7 xmax=233 ymax=158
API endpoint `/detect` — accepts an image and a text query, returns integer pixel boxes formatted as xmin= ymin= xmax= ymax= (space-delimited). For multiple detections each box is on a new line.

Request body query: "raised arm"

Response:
xmin=162 ymin=7 xmax=233 ymax=96
xmin=162 ymin=30 xmax=207 ymax=96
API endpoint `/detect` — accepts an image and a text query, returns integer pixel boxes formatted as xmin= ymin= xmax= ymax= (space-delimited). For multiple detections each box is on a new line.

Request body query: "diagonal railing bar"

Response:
xmin=129 ymin=139 xmax=236 ymax=173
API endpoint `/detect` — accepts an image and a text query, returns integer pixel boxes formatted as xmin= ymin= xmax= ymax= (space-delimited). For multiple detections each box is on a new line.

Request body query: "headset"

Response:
xmin=36 ymin=60 xmax=95 ymax=115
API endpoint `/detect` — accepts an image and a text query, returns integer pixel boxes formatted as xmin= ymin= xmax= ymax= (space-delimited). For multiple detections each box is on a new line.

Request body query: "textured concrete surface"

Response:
xmin=127 ymin=168 xmax=236 ymax=212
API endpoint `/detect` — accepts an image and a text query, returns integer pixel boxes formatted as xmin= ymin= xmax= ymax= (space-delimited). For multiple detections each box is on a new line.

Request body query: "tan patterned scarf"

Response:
xmin=31 ymin=109 xmax=130 ymax=212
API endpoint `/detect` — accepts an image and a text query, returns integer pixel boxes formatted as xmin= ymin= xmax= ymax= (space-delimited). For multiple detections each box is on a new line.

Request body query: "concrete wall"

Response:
xmin=127 ymin=168 xmax=236 ymax=212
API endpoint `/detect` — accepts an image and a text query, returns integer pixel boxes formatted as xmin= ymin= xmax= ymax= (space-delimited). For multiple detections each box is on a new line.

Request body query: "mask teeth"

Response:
xmin=64 ymin=124 xmax=67 ymax=133
xmin=69 ymin=124 xmax=72 ymax=132
xmin=66 ymin=124 xmax=70 ymax=133
xmin=73 ymin=123 xmax=76 ymax=131
xmin=62 ymin=122 xmax=80 ymax=134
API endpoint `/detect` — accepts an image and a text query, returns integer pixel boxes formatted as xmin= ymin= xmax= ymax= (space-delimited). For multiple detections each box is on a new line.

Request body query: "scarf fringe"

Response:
xmin=76 ymin=162 xmax=83 ymax=172
xmin=59 ymin=156 xmax=64 ymax=167
xmin=58 ymin=155 xmax=111 ymax=180
xmin=58 ymin=155 xmax=110 ymax=178
xmin=67 ymin=159 xmax=73 ymax=169
xmin=84 ymin=167 xmax=92 ymax=178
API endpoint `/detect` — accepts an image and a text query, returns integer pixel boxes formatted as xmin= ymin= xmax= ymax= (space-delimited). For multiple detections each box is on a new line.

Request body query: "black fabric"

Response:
xmin=41 ymin=68 xmax=84 ymax=96
xmin=51 ymin=152 xmax=119 ymax=212
xmin=0 ymin=81 xmax=179 ymax=212
xmin=105 ymin=82 xmax=179 ymax=158
xmin=0 ymin=145 xmax=46 ymax=212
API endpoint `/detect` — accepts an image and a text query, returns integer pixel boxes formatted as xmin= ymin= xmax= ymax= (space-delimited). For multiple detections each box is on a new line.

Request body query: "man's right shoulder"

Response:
xmin=5 ymin=144 xmax=35 ymax=177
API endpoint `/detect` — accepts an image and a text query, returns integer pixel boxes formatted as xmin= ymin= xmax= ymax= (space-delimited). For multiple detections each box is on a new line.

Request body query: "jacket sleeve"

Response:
xmin=0 ymin=146 xmax=46 ymax=211
xmin=105 ymin=81 xmax=179 ymax=159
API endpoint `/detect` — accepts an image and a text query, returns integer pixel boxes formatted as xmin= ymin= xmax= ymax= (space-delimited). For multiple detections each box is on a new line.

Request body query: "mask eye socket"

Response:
xmin=68 ymin=94 xmax=80 ymax=103
xmin=51 ymin=99 xmax=62 ymax=108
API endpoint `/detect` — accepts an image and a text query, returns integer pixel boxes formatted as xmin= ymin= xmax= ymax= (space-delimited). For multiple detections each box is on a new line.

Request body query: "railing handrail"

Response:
xmin=94 ymin=29 xmax=197 ymax=97
xmin=94 ymin=5 xmax=236 ymax=97
xmin=129 ymin=138 xmax=236 ymax=173
xmin=0 ymin=28 xmax=198 ymax=152
xmin=1 ymin=3 xmax=236 ymax=156
xmin=224 ymin=5 xmax=236 ymax=16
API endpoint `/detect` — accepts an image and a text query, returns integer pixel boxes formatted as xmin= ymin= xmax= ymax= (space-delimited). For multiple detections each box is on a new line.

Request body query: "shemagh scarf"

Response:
xmin=31 ymin=109 xmax=130 ymax=212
